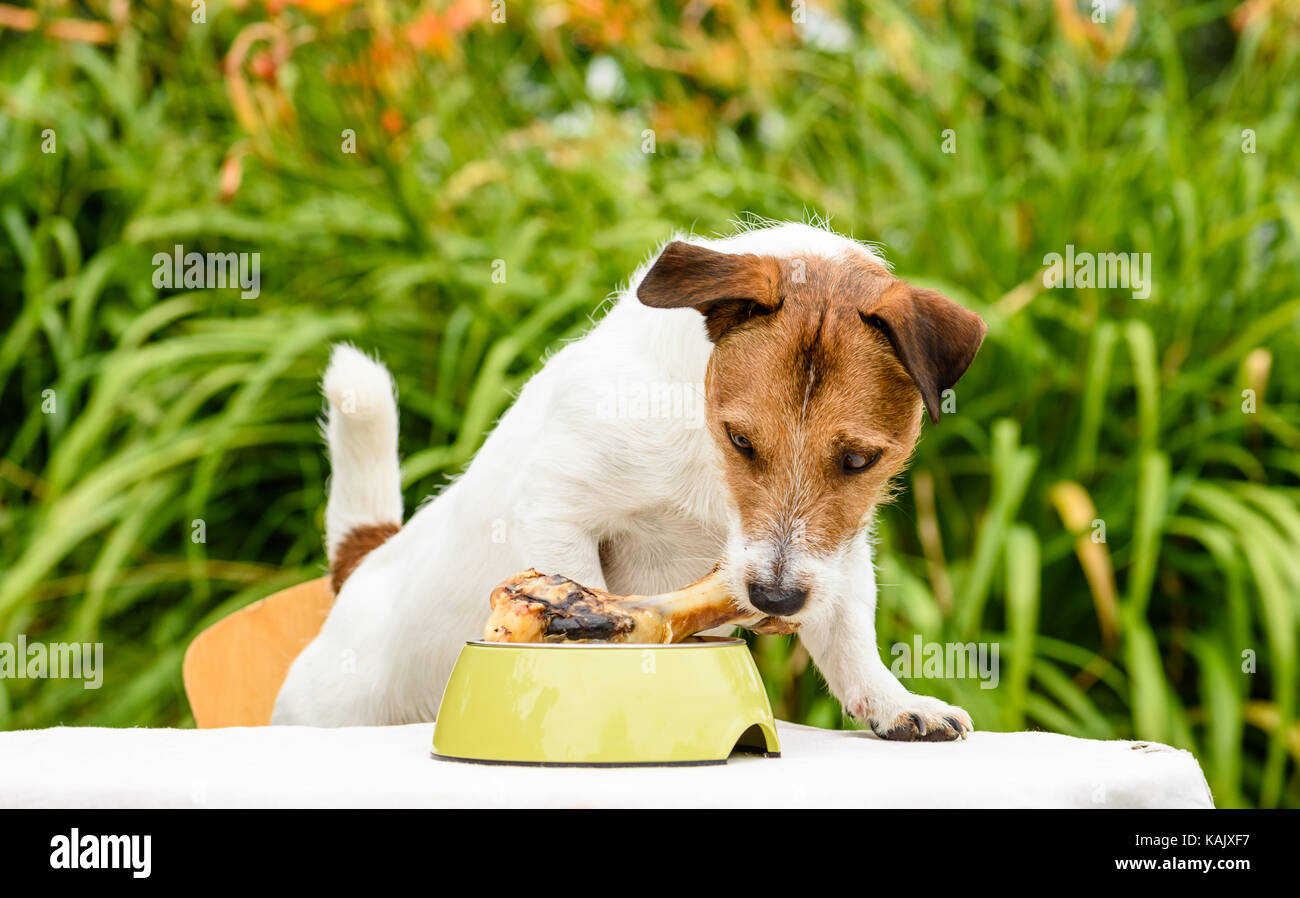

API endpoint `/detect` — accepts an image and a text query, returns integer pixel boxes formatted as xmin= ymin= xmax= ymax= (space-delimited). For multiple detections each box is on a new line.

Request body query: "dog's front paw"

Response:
xmin=851 ymin=693 xmax=973 ymax=742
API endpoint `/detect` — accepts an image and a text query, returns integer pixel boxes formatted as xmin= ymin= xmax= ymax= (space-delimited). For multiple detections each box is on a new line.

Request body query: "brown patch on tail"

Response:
xmin=330 ymin=522 xmax=400 ymax=593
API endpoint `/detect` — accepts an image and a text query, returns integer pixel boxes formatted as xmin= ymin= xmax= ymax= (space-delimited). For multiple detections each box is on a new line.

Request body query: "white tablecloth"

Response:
xmin=0 ymin=722 xmax=1213 ymax=808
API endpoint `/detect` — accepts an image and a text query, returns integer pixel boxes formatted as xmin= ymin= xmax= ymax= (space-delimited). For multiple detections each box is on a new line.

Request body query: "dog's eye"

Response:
xmin=729 ymin=431 xmax=754 ymax=458
xmin=842 ymin=449 xmax=881 ymax=474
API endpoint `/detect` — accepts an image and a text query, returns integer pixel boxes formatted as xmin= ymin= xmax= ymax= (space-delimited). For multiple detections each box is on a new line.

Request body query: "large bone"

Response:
xmin=483 ymin=566 xmax=800 ymax=644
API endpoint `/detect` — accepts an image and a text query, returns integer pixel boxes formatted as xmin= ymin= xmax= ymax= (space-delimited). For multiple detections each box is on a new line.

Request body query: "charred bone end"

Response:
xmin=485 ymin=569 xmax=639 ymax=643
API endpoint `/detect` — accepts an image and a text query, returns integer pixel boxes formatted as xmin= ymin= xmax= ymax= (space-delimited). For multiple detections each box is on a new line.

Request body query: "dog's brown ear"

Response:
xmin=860 ymin=284 xmax=987 ymax=424
xmin=637 ymin=241 xmax=782 ymax=342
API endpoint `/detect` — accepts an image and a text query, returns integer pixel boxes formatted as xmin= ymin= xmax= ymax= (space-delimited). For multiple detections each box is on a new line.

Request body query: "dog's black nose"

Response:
xmin=747 ymin=582 xmax=807 ymax=616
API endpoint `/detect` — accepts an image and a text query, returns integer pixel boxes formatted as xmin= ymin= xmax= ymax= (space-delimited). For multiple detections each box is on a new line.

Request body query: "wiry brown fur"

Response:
xmin=330 ymin=522 xmax=400 ymax=594
xmin=639 ymin=243 xmax=986 ymax=568
xmin=704 ymin=254 xmax=925 ymax=557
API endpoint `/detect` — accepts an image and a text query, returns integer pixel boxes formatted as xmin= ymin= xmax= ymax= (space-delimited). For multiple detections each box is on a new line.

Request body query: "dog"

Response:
xmin=272 ymin=221 xmax=987 ymax=741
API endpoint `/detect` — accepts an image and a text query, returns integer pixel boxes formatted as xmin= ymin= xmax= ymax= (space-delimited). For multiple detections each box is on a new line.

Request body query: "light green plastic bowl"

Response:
xmin=431 ymin=637 xmax=780 ymax=767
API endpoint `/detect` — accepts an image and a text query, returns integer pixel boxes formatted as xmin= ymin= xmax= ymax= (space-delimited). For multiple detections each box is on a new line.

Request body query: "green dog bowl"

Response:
xmin=432 ymin=637 xmax=780 ymax=766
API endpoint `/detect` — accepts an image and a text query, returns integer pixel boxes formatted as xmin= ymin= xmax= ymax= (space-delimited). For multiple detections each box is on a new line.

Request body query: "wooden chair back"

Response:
xmin=182 ymin=577 xmax=333 ymax=727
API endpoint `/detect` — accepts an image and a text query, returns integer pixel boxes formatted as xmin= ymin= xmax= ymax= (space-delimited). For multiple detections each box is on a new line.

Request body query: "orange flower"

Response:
xmin=445 ymin=0 xmax=486 ymax=32
xmin=285 ymin=0 xmax=355 ymax=15
xmin=406 ymin=1 xmax=484 ymax=54
xmin=370 ymin=35 xmax=401 ymax=70
xmin=564 ymin=0 xmax=635 ymax=47
xmin=250 ymin=50 xmax=278 ymax=84
xmin=381 ymin=108 xmax=405 ymax=135
xmin=405 ymin=11 xmax=452 ymax=54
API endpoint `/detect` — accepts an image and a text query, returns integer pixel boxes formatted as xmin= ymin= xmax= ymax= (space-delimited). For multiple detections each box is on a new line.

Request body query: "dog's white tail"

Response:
xmin=322 ymin=344 xmax=403 ymax=592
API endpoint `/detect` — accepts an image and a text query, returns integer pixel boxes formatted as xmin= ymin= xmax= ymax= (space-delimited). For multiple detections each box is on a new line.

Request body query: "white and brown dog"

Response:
xmin=273 ymin=221 xmax=987 ymax=740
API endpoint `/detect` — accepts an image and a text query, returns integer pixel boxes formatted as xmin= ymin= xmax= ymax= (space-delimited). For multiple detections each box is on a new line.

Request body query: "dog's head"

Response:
xmin=637 ymin=235 xmax=986 ymax=622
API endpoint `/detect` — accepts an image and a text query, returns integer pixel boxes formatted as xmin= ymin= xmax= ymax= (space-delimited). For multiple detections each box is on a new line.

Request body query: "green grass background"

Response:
xmin=1 ymin=0 xmax=1298 ymax=807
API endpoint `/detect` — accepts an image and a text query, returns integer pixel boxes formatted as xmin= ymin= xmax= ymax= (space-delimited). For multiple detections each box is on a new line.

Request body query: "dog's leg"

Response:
xmin=519 ymin=517 xmax=608 ymax=592
xmin=799 ymin=542 xmax=973 ymax=742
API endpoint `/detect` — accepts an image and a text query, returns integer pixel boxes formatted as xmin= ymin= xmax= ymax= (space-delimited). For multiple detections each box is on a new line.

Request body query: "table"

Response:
xmin=0 ymin=721 xmax=1214 ymax=808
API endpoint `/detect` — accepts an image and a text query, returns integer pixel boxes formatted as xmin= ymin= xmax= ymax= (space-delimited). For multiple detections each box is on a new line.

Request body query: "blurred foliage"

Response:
xmin=1 ymin=0 xmax=1299 ymax=807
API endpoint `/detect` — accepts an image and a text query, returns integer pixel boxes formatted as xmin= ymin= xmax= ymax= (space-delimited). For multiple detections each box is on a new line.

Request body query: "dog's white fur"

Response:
xmin=273 ymin=221 xmax=971 ymax=734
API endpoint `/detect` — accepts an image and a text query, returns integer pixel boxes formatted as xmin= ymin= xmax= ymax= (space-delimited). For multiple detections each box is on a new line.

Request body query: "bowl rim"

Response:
xmin=465 ymin=636 xmax=747 ymax=650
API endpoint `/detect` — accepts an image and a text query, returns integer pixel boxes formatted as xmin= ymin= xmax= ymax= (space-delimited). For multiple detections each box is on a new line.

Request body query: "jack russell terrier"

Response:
xmin=273 ymin=221 xmax=987 ymax=741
